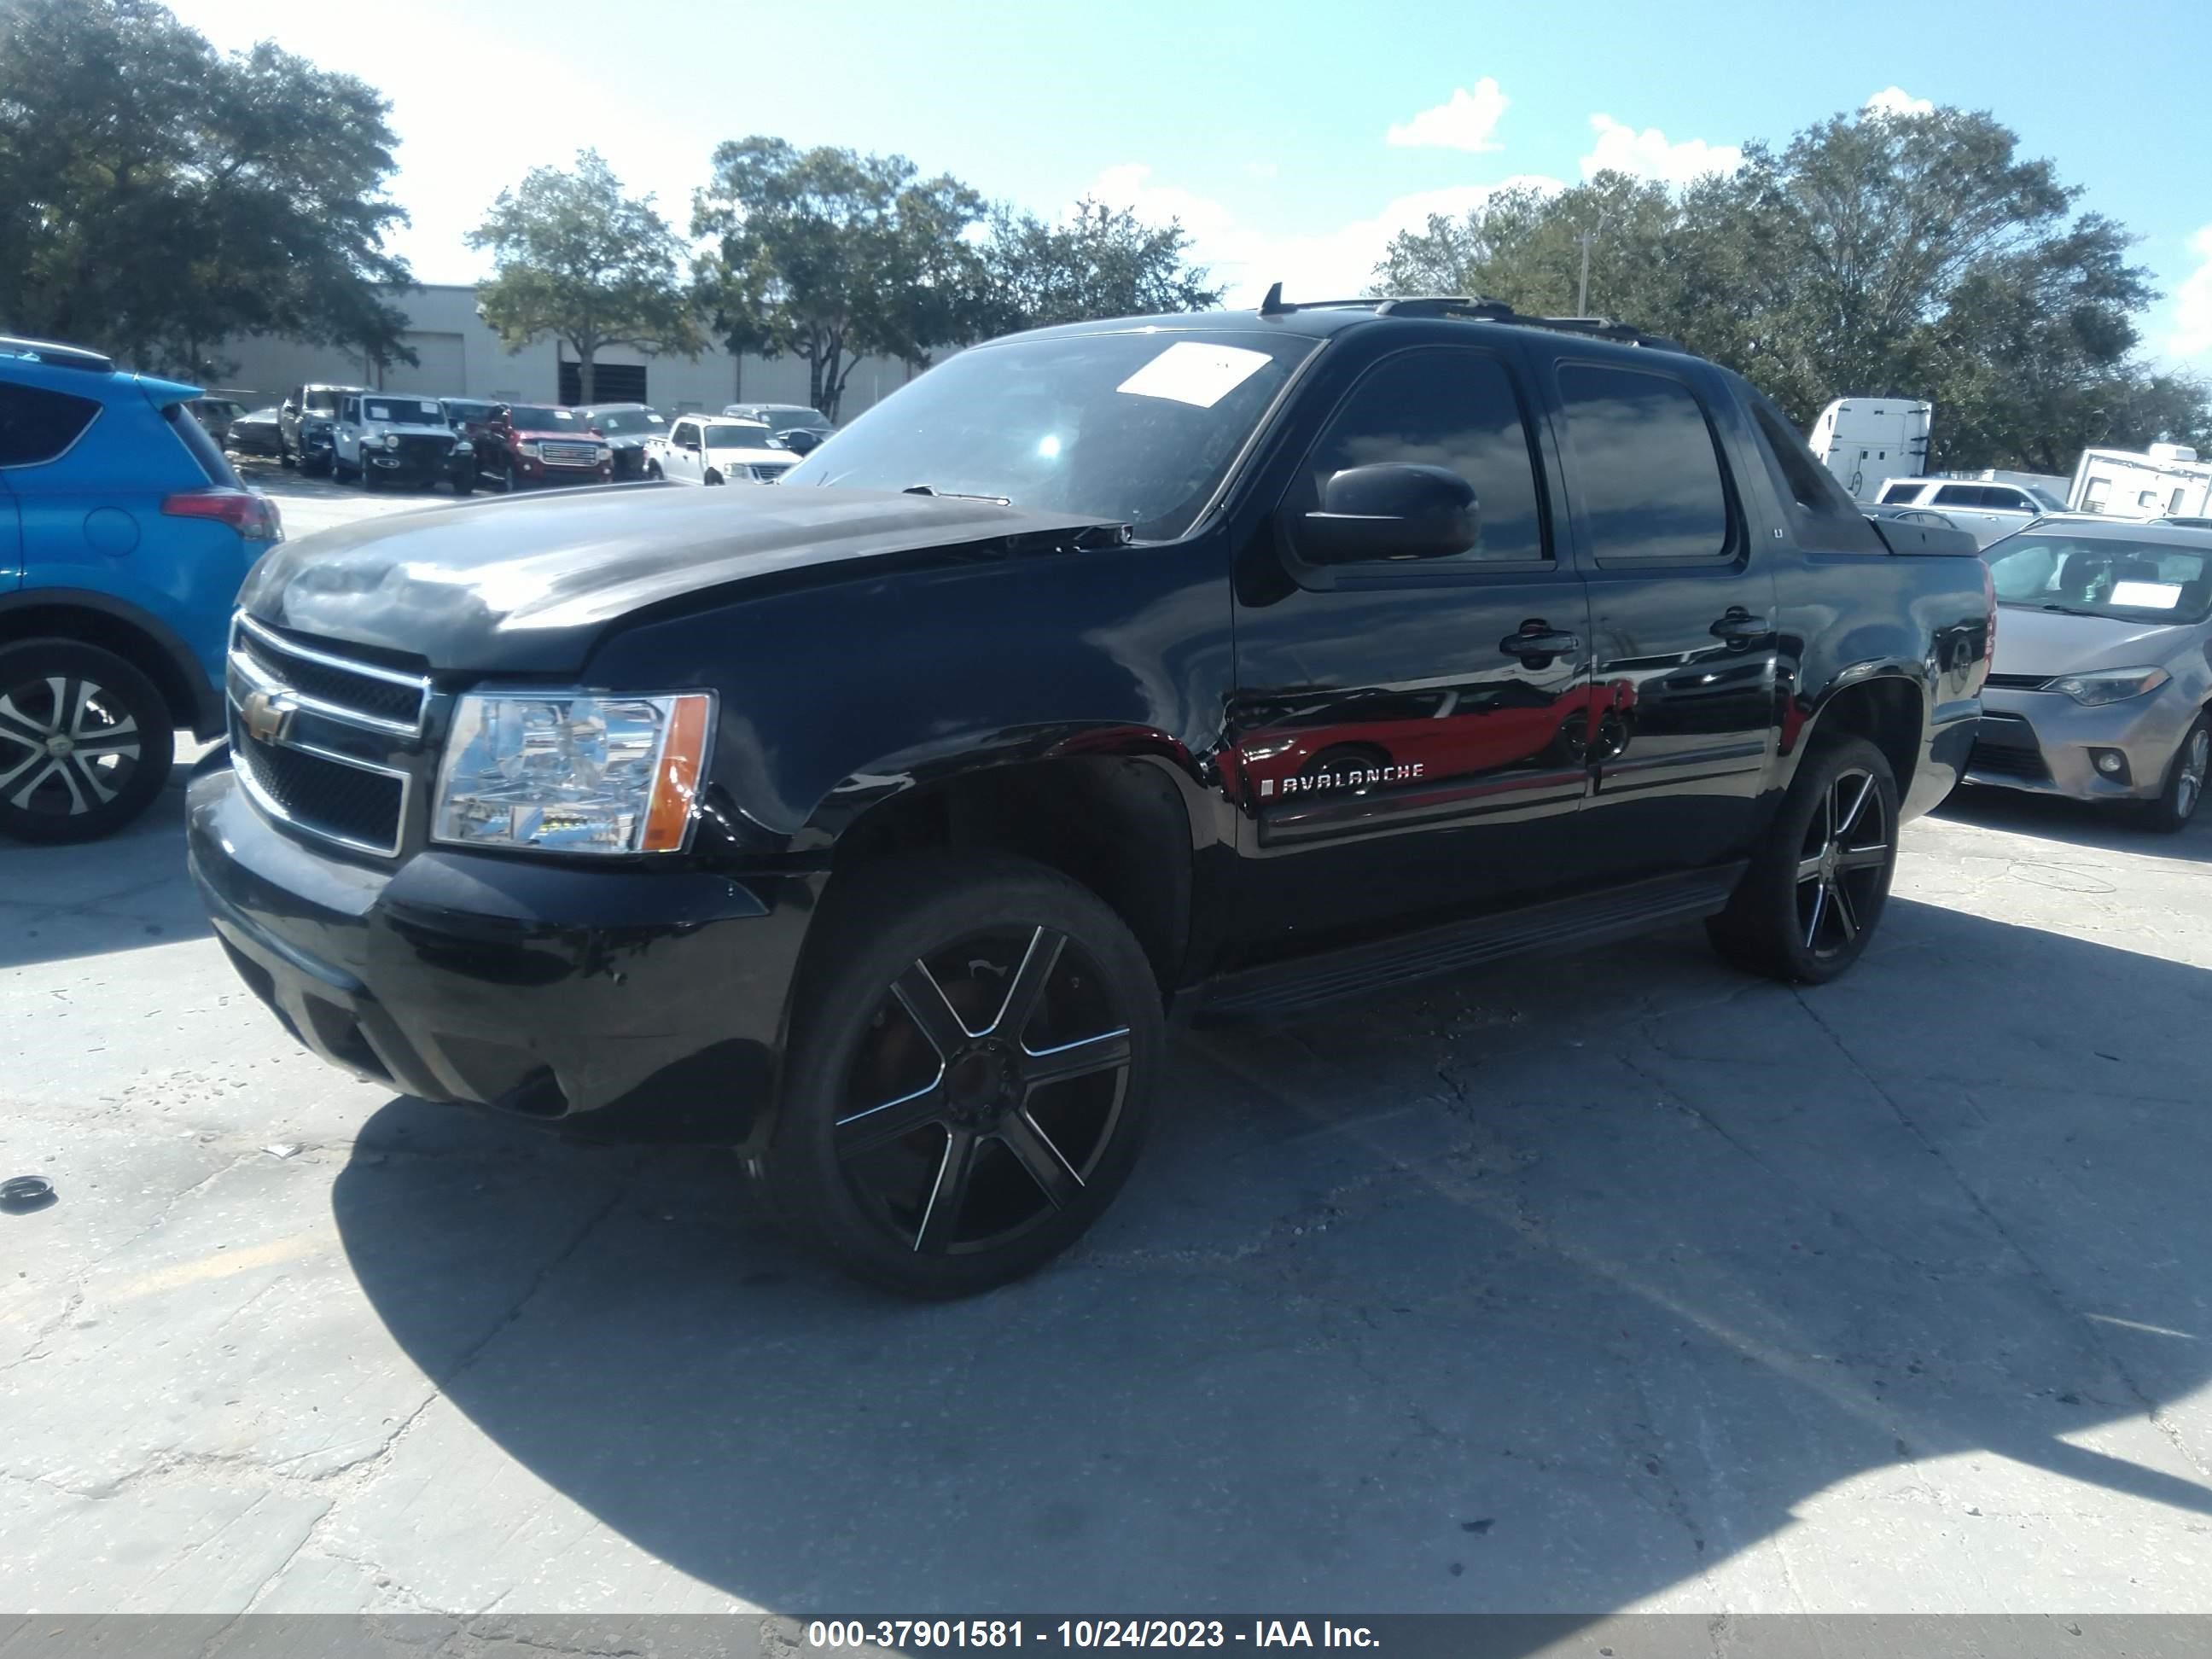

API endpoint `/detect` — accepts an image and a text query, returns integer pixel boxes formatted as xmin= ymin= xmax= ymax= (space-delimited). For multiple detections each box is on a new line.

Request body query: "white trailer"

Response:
xmin=2068 ymin=443 xmax=2212 ymax=520
xmin=1807 ymin=397 xmax=1932 ymax=501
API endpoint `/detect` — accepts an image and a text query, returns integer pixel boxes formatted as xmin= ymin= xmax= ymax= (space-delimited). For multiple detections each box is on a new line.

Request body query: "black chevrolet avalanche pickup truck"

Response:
xmin=189 ymin=294 xmax=1992 ymax=1296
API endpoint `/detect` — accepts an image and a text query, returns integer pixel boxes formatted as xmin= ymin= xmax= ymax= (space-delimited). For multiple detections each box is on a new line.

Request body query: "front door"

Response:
xmin=1540 ymin=358 xmax=1779 ymax=883
xmin=1225 ymin=342 xmax=1595 ymax=951
xmin=667 ymin=419 xmax=703 ymax=484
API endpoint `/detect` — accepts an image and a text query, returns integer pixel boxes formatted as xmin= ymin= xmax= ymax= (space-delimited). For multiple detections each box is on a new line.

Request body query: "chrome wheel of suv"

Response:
xmin=0 ymin=640 xmax=174 ymax=843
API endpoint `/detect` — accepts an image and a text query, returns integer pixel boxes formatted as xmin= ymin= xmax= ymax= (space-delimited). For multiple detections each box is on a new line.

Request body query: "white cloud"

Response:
xmin=1386 ymin=79 xmax=1510 ymax=153
xmin=1864 ymin=85 xmax=1936 ymax=119
xmin=1243 ymin=160 xmax=1280 ymax=179
xmin=1080 ymin=165 xmax=1563 ymax=306
xmin=2170 ymin=224 xmax=2212 ymax=363
xmin=1580 ymin=115 xmax=1743 ymax=186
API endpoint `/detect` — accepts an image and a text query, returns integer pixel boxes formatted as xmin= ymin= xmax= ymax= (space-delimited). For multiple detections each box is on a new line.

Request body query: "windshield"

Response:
xmin=1985 ymin=533 xmax=2212 ymax=624
xmin=509 ymin=406 xmax=580 ymax=429
xmin=706 ymin=423 xmax=775 ymax=450
xmin=444 ymin=400 xmax=493 ymax=422
xmin=759 ymin=407 xmax=828 ymax=433
xmin=781 ymin=328 xmax=1318 ymax=540
xmin=364 ymin=398 xmax=442 ymax=425
xmin=591 ymin=409 xmax=665 ymax=435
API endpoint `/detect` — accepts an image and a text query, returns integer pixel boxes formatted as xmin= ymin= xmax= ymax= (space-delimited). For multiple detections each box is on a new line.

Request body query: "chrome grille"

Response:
xmin=1984 ymin=672 xmax=2051 ymax=690
xmin=540 ymin=441 xmax=600 ymax=467
xmin=225 ymin=614 xmax=428 ymax=856
xmin=748 ymin=463 xmax=792 ymax=483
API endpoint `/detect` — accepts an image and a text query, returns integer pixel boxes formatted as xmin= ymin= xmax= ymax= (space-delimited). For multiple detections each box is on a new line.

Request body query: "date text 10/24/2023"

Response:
xmin=806 ymin=1623 xmax=1382 ymax=1650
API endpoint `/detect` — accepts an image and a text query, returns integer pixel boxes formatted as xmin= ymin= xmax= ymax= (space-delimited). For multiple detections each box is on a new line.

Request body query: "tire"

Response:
xmin=0 ymin=639 xmax=176 ymax=844
xmin=277 ymin=436 xmax=296 ymax=469
xmin=504 ymin=457 xmax=521 ymax=493
xmin=451 ymin=470 xmax=474 ymax=497
xmin=765 ymin=851 xmax=1164 ymax=1298
xmin=645 ymin=459 xmax=662 ymax=481
xmin=359 ymin=458 xmax=378 ymax=489
xmin=2141 ymin=715 xmax=2209 ymax=834
xmin=1706 ymin=736 xmax=1899 ymax=985
xmin=704 ymin=469 xmax=724 ymax=486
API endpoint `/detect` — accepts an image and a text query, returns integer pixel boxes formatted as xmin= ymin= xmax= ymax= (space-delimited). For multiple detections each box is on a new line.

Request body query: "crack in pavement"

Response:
xmin=1789 ymin=987 xmax=2212 ymax=1490
xmin=234 ymin=1174 xmax=636 ymax=1615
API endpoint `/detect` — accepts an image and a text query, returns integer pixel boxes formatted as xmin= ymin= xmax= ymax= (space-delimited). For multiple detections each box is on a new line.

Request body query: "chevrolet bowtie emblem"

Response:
xmin=240 ymin=689 xmax=297 ymax=745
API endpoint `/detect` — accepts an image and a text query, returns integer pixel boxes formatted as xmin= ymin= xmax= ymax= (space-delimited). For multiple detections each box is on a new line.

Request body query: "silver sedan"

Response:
xmin=1968 ymin=516 xmax=2212 ymax=831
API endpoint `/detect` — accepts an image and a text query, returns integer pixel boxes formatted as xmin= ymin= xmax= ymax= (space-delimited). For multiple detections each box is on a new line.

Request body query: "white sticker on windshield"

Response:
xmin=1116 ymin=341 xmax=1273 ymax=409
xmin=2110 ymin=580 xmax=2183 ymax=608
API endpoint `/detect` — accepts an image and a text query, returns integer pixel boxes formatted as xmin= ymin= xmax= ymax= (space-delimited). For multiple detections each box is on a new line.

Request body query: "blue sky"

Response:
xmin=169 ymin=0 xmax=2212 ymax=368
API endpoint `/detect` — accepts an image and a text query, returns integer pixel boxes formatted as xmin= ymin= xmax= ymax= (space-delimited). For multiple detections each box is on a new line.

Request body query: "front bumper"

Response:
xmin=514 ymin=454 xmax=614 ymax=485
xmin=186 ymin=764 xmax=819 ymax=1139
xmin=364 ymin=441 xmax=474 ymax=485
xmin=1965 ymin=685 xmax=2194 ymax=801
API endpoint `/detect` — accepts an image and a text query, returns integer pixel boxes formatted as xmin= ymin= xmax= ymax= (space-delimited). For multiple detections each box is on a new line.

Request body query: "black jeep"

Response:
xmin=188 ymin=294 xmax=1993 ymax=1296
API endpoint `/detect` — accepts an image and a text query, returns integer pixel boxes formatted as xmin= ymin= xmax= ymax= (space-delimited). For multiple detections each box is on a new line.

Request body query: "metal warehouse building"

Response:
xmin=214 ymin=283 xmax=921 ymax=417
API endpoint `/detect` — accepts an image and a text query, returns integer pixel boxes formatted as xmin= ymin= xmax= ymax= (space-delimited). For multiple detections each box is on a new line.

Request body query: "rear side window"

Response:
xmin=1295 ymin=347 xmax=1548 ymax=563
xmin=163 ymin=402 xmax=243 ymax=486
xmin=0 ymin=381 xmax=102 ymax=468
xmin=1877 ymin=480 xmax=1924 ymax=504
xmin=1745 ymin=393 xmax=1884 ymax=553
xmin=1556 ymin=364 xmax=1731 ymax=562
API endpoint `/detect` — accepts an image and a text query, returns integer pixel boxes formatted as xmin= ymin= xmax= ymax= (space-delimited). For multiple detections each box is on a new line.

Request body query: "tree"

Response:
xmin=1370 ymin=104 xmax=2212 ymax=472
xmin=982 ymin=199 xmax=1222 ymax=334
xmin=692 ymin=137 xmax=990 ymax=422
xmin=468 ymin=150 xmax=703 ymax=405
xmin=0 ymin=0 xmax=413 ymax=375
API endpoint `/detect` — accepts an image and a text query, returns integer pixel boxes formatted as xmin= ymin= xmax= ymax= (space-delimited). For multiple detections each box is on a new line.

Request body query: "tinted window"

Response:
xmin=0 ymin=381 xmax=102 ymax=467
xmin=1745 ymin=393 xmax=1883 ymax=554
xmin=706 ymin=423 xmax=773 ymax=449
xmin=509 ymin=405 xmax=578 ymax=428
xmin=1295 ymin=349 xmax=1546 ymax=562
xmin=304 ymin=388 xmax=338 ymax=415
xmin=1877 ymin=480 xmax=1924 ymax=504
xmin=163 ymin=402 xmax=242 ymax=486
xmin=1557 ymin=364 xmax=1731 ymax=562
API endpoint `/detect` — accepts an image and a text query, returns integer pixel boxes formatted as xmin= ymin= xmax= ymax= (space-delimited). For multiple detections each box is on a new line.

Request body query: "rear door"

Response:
xmin=1544 ymin=354 xmax=1780 ymax=882
xmin=1225 ymin=339 xmax=1596 ymax=944
xmin=667 ymin=419 xmax=703 ymax=484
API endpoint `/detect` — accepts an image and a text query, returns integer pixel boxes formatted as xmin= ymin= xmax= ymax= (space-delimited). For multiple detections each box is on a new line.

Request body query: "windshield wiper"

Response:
xmin=903 ymin=483 xmax=1011 ymax=506
xmin=2039 ymin=603 xmax=2098 ymax=615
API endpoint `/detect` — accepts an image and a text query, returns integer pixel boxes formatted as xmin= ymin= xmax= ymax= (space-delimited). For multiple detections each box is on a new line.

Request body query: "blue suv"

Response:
xmin=1 ymin=335 xmax=282 ymax=842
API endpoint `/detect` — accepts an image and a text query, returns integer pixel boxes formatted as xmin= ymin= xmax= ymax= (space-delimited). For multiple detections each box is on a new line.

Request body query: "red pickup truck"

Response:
xmin=466 ymin=402 xmax=614 ymax=491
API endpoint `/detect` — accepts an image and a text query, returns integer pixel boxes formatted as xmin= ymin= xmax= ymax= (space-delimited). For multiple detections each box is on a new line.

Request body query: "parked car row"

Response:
xmin=236 ymin=387 xmax=836 ymax=495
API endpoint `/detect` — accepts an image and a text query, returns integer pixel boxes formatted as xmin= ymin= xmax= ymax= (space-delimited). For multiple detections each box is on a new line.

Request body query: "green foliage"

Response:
xmin=469 ymin=149 xmax=703 ymax=405
xmin=0 ymin=0 xmax=412 ymax=376
xmin=1372 ymin=106 xmax=2210 ymax=471
xmin=692 ymin=137 xmax=991 ymax=422
xmin=981 ymin=200 xmax=1224 ymax=334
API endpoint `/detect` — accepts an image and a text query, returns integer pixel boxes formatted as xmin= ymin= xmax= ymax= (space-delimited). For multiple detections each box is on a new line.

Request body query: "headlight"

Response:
xmin=451 ymin=437 xmax=472 ymax=454
xmin=382 ymin=432 xmax=399 ymax=450
xmin=515 ymin=440 xmax=540 ymax=458
xmin=2048 ymin=667 xmax=2169 ymax=706
xmin=432 ymin=691 xmax=715 ymax=855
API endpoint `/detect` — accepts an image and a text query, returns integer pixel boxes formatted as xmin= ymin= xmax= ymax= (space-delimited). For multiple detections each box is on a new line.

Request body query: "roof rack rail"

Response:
xmin=1252 ymin=284 xmax=1691 ymax=353
xmin=0 ymin=335 xmax=116 ymax=373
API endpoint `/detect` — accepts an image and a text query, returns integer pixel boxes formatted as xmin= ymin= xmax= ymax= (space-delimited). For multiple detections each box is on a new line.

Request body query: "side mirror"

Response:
xmin=780 ymin=429 xmax=822 ymax=457
xmin=281 ymin=401 xmax=298 ymax=416
xmin=1297 ymin=464 xmax=1480 ymax=564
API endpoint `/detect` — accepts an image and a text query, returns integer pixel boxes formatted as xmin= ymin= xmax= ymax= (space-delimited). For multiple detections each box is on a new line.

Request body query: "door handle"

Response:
xmin=1499 ymin=627 xmax=1580 ymax=661
xmin=1709 ymin=608 xmax=1767 ymax=645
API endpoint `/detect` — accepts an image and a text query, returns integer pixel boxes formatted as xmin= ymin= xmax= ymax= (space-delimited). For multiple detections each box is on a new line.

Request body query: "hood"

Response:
xmin=1992 ymin=604 xmax=2197 ymax=678
xmin=238 ymin=485 xmax=1127 ymax=674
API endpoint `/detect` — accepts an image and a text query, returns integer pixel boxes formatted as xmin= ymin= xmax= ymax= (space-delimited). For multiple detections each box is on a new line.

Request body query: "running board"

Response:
xmin=1191 ymin=864 xmax=1746 ymax=1019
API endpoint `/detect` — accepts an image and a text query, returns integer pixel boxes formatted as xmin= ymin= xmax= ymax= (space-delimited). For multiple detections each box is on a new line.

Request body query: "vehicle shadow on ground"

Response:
xmin=331 ymin=898 xmax=2212 ymax=1615
xmin=0 ymin=765 xmax=210 ymax=970
xmin=1937 ymin=782 xmax=2212 ymax=864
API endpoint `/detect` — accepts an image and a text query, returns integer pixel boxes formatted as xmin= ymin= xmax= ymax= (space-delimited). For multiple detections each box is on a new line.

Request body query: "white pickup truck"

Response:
xmin=643 ymin=416 xmax=800 ymax=486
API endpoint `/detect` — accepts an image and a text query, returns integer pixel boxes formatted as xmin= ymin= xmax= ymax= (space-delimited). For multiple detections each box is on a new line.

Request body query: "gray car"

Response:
xmin=1969 ymin=515 xmax=2212 ymax=830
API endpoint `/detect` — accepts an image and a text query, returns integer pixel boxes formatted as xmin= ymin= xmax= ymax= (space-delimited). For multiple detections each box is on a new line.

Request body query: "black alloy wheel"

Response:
xmin=767 ymin=853 xmax=1162 ymax=1297
xmin=1707 ymin=735 xmax=1899 ymax=984
xmin=1794 ymin=763 xmax=1891 ymax=962
xmin=0 ymin=640 xmax=174 ymax=843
